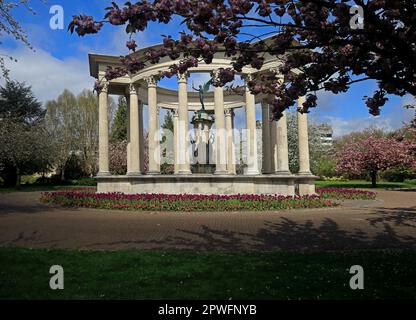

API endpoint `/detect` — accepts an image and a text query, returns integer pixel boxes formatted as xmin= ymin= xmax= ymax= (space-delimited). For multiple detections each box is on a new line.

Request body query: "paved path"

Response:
xmin=0 ymin=190 xmax=415 ymax=251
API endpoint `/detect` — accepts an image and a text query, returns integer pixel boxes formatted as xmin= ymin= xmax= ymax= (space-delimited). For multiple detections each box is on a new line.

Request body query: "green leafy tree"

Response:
xmin=160 ymin=111 xmax=174 ymax=174
xmin=45 ymin=90 xmax=80 ymax=180
xmin=46 ymin=89 xmax=116 ymax=180
xmin=0 ymin=121 xmax=53 ymax=188
xmin=0 ymin=81 xmax=45 ymax=123
xmin=0 ymin=81 xmax=52 ymax=187
xmin=162 ymin=111 xmax=174 ymax=132
xmin=77 ymin=90 xmax=100 ymax=176
xmin=111 ymin=96 xmax=128 ymax=142
xmin=286 ymin=112 xmax=325 ymax=174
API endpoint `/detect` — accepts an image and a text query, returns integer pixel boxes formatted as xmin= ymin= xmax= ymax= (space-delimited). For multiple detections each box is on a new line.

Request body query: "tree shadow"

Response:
xmin=83 ymin=213 xmax=416 ymax=251
xmin=366 ymin=207 xmax=416 ymax=229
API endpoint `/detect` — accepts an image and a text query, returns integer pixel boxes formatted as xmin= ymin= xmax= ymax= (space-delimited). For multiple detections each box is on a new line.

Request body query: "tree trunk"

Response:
xmin=15 ymin=167 xmax=21 ymax=189
xmin=3 ymin=167 xmax=17 ymax=188
xmin=61 ymin=167 xmax=65 ymax=182
xmin=371 ymin=171 xmax=377 ymax=188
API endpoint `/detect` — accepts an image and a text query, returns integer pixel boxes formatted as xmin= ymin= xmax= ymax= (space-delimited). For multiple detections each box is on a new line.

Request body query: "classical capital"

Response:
xmin=225 ymin=108 xmax=234 ymax=117
xmin=129 ymin=83 xmax=139 ymax=95
xmin=211 ymin=69 xmax=221 ymax=83
xmin=172 ymin=109 xmax=179 ymax=117
xmin=297 ymin=96 xmax=307 ymax=113
xmin=97 ymin=81 xmax=109 ymax=94
xmin=145 ymin=76 xmax=158 ymax=88
xmin=177 ymin=72 xmax=189 ymax=83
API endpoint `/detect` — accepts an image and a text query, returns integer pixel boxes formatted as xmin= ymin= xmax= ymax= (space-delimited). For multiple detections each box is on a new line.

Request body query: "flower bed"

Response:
xmin=41 ymin=192 xmax=337 ymax=212
xmin=317 ymin=188 xmax=376 ymax=200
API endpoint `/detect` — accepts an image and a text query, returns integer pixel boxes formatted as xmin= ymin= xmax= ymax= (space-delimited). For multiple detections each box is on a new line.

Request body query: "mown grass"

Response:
xmin=0 ymin=185 xmax=94 ymax=194
xmin=316 ymin=180 xmax=416 ymax=189
xmin=0 ymin=247 xmax=415 ymax=300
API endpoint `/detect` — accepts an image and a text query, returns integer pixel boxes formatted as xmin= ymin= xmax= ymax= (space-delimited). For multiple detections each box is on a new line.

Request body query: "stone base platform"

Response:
xmin=96 ymin=174 xmax=318 ymax=196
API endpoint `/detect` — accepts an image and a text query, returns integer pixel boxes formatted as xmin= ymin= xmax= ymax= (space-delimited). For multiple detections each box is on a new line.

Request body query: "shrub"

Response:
xmin=64 ymin=154 xmax=88 ymax=180
xmin=160 ymin=163 xmax=174 ymax=175
xmin=321 ymin=176 xmax=347 ymax=181
xmin=312 ymin=155 xmax=337 ymax=178
xmin=382 ymin=167 xmax=416 ymax=182
xmin=404 ymin=179 xmax=416 ymax=186
xmin=34 ymin=175 xmax=63 ymax=186
xmin=66 ymin=178 xmax=97 ymax=186
xmin=21 ymin=175 xmax=40 ymax=185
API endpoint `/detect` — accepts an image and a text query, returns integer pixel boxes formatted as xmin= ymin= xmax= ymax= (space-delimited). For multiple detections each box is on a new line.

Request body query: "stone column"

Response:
xmin=297 ymin=96 xmax=312 ymax=175
xmin=245 ymin=77 xmax=260 ymax=175
xmin=138 ymin=101 xmax=145 ymax=173
xmin=225 ymin=109 xmax=236 ymax=175
xmin=213 ymin=80 xmax=227 ymax=174
xmin=127 ymin=84 xmax=141 ymax=175
xmin=98 ymin=82 xmax=110 ymax=176
xmin=275 ymin=111 xmax=291 ymax=174
xmin=270 ymin=119 xmax=276 ymax=173
xmin=177 ymin=73 xmax=191 ymax=174
xmin=146 ymin=76 xmax=160 ymax=174
xmin=126 ymin=94 xmax=131 ymax=174
xmin=261 ymin=102 xmax=272 ymax=174
xmin=172 ymin=109 xmax=179 ymax=174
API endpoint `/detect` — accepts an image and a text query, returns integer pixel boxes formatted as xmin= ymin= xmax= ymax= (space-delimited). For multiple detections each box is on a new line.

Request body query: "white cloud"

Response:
xmin=319 ymin=116 xmax=393 ymax=137
xmin=1 ymin=47 xmax=93 ymax=103
xmin=77 ymin=27 xmax=155 ymax=57
xmin=316 ymin=98 xmax=415 ymax=138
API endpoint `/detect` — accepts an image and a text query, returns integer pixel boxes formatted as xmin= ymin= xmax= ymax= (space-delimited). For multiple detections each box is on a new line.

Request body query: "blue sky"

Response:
xmin=1 ymin=0 xmax=413 ymax=136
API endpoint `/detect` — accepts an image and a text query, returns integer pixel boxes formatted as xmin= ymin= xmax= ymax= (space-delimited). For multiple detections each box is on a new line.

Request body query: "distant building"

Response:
xmin=316 ymin=124 xmax=334 ymax=149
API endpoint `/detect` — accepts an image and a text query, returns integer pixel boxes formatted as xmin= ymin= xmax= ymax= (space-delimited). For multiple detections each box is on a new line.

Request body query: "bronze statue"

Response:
xmin=192 ymin=79 xmax=212 ymax=111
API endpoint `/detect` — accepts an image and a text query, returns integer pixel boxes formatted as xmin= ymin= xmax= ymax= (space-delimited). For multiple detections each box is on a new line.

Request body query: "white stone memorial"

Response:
xmin=89 ymin=44 xmax=317 ymax=195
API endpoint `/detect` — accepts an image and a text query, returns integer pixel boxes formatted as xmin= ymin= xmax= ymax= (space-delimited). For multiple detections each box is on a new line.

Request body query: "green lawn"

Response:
xmin=0 ymin=247 xmax=415 ymax=299
xmin=2 ymin=180 xmax=415 ymax=194
xmin=316 ymin=180 xmax=416 ymax=189
xmin=0 ymin=185 xmax=94 ymax=193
